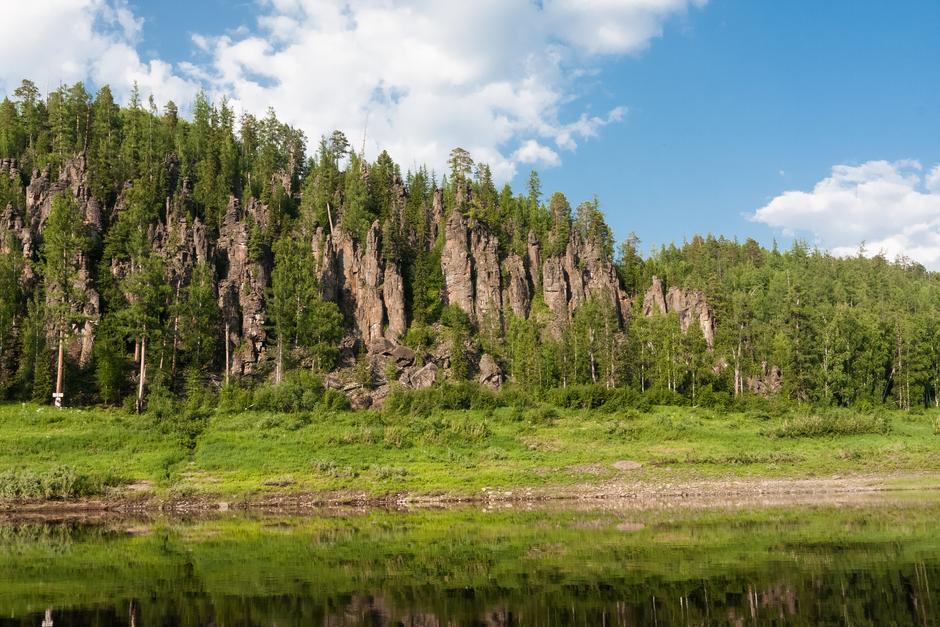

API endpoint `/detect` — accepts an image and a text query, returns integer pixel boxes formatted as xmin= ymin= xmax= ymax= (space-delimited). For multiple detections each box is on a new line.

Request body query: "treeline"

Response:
xmin=0 ymin=79 xmax=939 ymax=412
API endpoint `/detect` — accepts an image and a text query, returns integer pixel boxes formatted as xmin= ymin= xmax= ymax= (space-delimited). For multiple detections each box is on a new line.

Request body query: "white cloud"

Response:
xmin=513 ymin=140 xmax=562 ymax=167
xmin=0 ymin=0 xmax=200 ymax=107
xmin=0 ymin=0 xmax=704 ymax=180
xmin=753 ymin=160 xmax=940 ymax=269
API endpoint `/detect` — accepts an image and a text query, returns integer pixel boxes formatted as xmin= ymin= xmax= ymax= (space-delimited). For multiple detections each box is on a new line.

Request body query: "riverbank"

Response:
xmin=1 ymin=402 xmax=938 ymax=512
xmin=2 ymin=471 xmax=939 ymax=521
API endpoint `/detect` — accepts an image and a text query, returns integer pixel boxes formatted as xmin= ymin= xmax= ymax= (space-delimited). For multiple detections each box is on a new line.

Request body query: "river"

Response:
xmin=0 ymin=494 xmax=938 ymax=625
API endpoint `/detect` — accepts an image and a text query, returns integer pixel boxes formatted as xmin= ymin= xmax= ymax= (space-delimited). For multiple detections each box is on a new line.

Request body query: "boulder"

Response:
xmin=405 ymin=362 xmax=439 ymax=389
xmin=478 ymin=353 xmax=503 ymax=390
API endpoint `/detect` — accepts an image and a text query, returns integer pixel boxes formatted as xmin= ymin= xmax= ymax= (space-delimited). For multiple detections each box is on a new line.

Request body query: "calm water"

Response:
xmin=0 ymin=497 xmax=938 ymax=626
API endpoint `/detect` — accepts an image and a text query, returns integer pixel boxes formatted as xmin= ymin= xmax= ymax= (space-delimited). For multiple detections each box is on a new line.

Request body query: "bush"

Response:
xmin=644 ymin=386 xmax=686 ymax=407
xmin=525 ymin=406 xmax=559 ymax=425
xmin=694 ymin=385 xmax=732 ymax=411
xmin=253 ymin=371 xmax=325 ymax=412
xmin=546 ymin=385 xmax=611 ymax=411
xmin=0 ymin=466 xmax=120 ymax=500
xmin=764 ymin=410 xmax=891 ymax=439
xmin=384 ymin=381 xmax=502 ymax=417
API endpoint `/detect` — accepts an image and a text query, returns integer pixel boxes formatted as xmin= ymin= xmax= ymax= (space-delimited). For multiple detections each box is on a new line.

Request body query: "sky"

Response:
xmin=1 ymin=0 xmax=938 ymax=265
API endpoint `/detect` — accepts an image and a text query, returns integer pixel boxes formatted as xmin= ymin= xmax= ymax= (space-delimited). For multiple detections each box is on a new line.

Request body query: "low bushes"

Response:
xmin=545 ymin=385 xmax=651 ymax=413
xmin=763 ymin=410 xmax=892 ymax=439
xmin=384 ymin=381 xmax=504 ymax=417
xmin=217 ymin=371 xmax=350 ymax=414
xmin=0 ymin=466 xmax=119 ymax=500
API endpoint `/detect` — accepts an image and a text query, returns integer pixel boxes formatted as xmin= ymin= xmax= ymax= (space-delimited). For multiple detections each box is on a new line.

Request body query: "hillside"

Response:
xmin=1 ymin=80 xmax=940 ymax=411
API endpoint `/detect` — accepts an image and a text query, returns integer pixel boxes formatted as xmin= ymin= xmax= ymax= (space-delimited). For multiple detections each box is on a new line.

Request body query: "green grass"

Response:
xmin=0 ymin=402 xmax=938 ymax=500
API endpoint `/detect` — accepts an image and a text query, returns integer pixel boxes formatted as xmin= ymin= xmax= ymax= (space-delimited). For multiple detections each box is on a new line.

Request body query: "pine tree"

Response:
xmin=42 ymin=193 xmax=89 ymax=406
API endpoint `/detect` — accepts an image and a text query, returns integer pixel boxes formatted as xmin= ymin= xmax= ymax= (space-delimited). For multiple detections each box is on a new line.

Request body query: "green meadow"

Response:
xmin=1 ymin=400 xmax=938 ymax=501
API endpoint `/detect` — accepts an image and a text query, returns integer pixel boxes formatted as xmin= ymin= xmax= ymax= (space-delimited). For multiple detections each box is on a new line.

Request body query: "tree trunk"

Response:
xmin=54 ymin=331 xmax=64 ymax=408
xmin=170 ymin=278 xmax=181 ymax=377
xmin=224 ymin=322 xmax=230 ymax=387
xmin=136 ymin=333 xmax=147 ymax=413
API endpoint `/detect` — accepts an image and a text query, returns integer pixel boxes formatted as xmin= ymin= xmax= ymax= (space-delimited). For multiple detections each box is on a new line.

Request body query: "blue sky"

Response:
xmin=1 ymin=1 xmax=939 ymax=263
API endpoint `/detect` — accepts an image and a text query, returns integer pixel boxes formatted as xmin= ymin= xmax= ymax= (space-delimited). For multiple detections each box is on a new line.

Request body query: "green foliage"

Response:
xmin=270 ymin=233 xmax=342 ymax=373
xmin=42 ymin=193 xmax=89 ymax=337
xmin=93 ymin=314 xmax=129 ymax=404
xmin=0 ymin=465 xmax=118 ymax=500
xmin=763 ymin=409 xmax=892 ymax=439
xmin=384 ymin=381 xmax=503 ymax=417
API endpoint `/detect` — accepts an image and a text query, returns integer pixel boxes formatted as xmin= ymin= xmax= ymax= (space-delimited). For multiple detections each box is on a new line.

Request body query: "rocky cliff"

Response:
xmin=3 ymin=155 xmax=102 ymax=365
xmin=0 ymin=151 xmax=719 ymax=405
xmin=642 ymin=275 xmax=715 ymax=347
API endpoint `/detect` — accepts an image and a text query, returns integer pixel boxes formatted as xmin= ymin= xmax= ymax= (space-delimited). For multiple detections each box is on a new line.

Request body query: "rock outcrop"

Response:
xmin=478 ymin=353 xmax=503 ymax=390
xmin=471 ymin=227 xmax=502 ymax=328
xmin=501 ymin=254 xmax=531 ymax=319
xmin=747 ymin=362 xmax=783 ymax=396
xmin=440 ymin=209 xmax=475 ymax=318
xmin=312 ymin=220 xmax=407 ymax=345
xmin=216 ymin=197 xmax=271 ymax=375
xmin=2 ymin=154 xmax=105 ymax=365
xmin=539 ymin=232 xmax=629 ymax=336
xmin=642 ymin=276 xmax=716 ymax=347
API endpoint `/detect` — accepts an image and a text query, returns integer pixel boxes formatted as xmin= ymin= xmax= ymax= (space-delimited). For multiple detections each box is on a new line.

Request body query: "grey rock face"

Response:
xmin=642 ymin=276 xmax=668 ymax=316
xmin=440 ymin=209 xmax=475 ymax=318
xmin=471 ymin=227 xmax=502 ymax=328
xmin=642 ymin=276 xmax=716 ymax=347
xmin=478 ymin=353 xmax=503 ymax=390
xmin=383 ymin=260 xmax=406 ymax=341
xmin=14 ymin=153 xmax=104 ymax=366
xmin=665 ymin=286 xmax=716 ymax=347
xmin=501 ymin=254 xmax=531 ymax=319
xmin=747 ymin=362 xmax=783 ymax=395
xmin=403 ymin=362 xmax=438 ymax=389
xmin=216 ymin=196 xmax=270 ymax=375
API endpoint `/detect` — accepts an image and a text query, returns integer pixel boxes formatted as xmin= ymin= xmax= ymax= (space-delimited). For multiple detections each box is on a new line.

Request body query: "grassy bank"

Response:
xmin=0 ymin=400 xmax=938 ymax=502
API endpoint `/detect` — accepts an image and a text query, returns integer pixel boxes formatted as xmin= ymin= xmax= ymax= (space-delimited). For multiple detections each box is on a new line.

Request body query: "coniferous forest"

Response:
xmin=2 ymin=78 xmax=940 ymax=413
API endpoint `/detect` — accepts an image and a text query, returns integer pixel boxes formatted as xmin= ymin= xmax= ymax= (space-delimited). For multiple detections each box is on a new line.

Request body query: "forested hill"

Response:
xmin=1 ymin=79 xmax=939 ymax=411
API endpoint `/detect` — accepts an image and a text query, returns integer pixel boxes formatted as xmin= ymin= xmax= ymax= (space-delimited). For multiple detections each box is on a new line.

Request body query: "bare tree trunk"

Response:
xmin=54 ymin=331 xmax=64 ymax=408
xmin=276 ymin=342 xmax=283 ymax=385
xmin=136 ymin=333 xmax=147 ymax=413
xmin=224 ymin=322 xmax=230 ymax=387
xmin=171 ymin=278 xmax=181 ymax=377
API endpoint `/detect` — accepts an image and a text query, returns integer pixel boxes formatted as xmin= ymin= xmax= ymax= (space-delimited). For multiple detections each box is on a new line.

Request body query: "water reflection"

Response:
xmin=1 ymin=498 xmax=938 ymax=626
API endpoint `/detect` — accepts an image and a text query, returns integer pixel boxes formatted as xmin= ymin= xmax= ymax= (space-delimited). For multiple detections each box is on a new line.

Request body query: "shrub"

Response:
xmin=600 ymin=388 xmax=652 ymax=413
xmin=384 ymin=381 xmax=502 ymax=417
xmin=694 ymin=385 xmax=732 ymax=411
xmin=764 ymin=410 xmax=891 ymax=439
xmin=682 ymin=451 xmax=805 ymax=465
xmin=644 ymin=386 xmax=685 ymax=407
xmin=0 ymin=466 xmax=120 ymax=500
xmin=373 ymin=465 xmax=409 ymax=480
xmin=525 ymin=406 xmax=559 ymax=425
xmin=311 ymin=459 xmax=359 ymax=478
xmin=546 ymin=385 xmax=610 ymax=411
xmin=253 ymin=371 xmax=325 ymax=412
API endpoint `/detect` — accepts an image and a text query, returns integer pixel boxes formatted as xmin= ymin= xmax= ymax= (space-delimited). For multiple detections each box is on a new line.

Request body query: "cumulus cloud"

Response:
xmin=0 ymin=0 xmax=704 ymax=180
xmin=0 ymin=0 xmax=200 ymax=107
xmin=753 ymin=160 xmax=940 ymax=269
